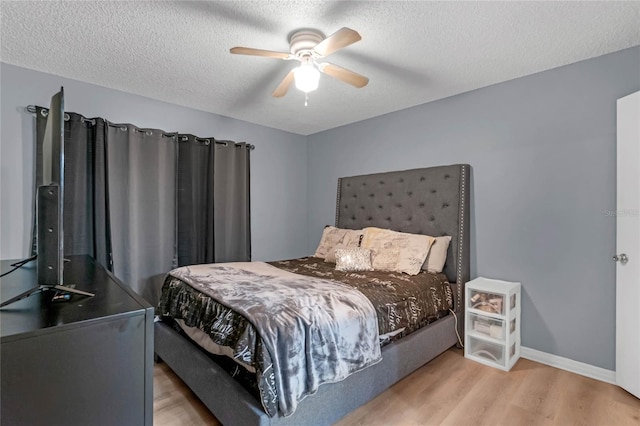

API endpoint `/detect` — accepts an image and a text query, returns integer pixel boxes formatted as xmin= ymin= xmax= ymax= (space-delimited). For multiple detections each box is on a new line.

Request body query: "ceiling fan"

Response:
xmin=230 ymin=27 xmax=369 ymax=102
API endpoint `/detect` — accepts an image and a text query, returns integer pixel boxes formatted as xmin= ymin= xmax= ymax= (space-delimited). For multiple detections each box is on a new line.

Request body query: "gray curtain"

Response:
xmin=212 ymin=140 xmax=251 ymax=263
xmin=34 ymin=109 xmax=252 ymax=305
xmin=176 ymin=136 xmax=251 ymax=266
xmin=105 ymin=125 xmax=177 ymax=304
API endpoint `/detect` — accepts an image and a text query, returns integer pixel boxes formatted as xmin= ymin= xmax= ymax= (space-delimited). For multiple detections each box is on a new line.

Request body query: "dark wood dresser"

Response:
xmin=0 ymin=255 xmax=153 ymax=426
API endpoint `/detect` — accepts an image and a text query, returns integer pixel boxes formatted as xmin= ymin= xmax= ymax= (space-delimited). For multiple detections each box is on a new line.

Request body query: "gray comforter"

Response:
xmin=168 ymin=262 xmax=382 ymax=416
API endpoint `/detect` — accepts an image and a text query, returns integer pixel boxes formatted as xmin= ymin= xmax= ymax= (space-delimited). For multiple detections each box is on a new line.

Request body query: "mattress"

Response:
xmin=157 ymin=257 xmax=453 ymax=416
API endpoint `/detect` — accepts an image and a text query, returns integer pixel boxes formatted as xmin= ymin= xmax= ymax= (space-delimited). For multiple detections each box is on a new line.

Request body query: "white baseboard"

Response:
xmin=520 ymin=346 xmax=616 ymax=385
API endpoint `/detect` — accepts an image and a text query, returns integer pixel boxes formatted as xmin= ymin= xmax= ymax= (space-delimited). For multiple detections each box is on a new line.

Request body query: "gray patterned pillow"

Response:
xmin=335 ymin=247 xmax=374 ymax=272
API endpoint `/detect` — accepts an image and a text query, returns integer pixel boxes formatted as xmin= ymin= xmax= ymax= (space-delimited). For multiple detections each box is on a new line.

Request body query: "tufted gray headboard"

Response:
xmin=335 ymin=164 xmax=471 ymax=310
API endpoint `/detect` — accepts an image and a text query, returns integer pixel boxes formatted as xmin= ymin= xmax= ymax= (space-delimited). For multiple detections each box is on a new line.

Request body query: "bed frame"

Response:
xmin=154 ymin=164 xmax=471 ymax=426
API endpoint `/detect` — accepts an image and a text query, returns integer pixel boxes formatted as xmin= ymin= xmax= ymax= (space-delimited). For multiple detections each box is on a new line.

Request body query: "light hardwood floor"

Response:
xmin=153 ymin=348 xmax=640 ymax=426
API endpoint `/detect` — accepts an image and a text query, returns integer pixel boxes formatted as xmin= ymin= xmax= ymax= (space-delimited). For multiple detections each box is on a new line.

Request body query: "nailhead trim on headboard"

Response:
xmin=335 ymin=178 xmax=342 ymax=227
xmin=456 ymin=165 xmax=466 ymax=313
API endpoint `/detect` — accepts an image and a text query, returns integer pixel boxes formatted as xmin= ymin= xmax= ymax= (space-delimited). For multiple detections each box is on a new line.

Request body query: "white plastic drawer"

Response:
xmin=468 ymin=313 xmax=506 ymax=341
xmin=468 ymin=290 xmax=505 ymax=315
xmin=467 ymin=336 xmax=506 ymax=367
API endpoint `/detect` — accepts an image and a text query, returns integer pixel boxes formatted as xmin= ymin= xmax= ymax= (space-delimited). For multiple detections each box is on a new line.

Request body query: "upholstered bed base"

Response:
xmin=155 ymin=311 xmax=457 ymax=426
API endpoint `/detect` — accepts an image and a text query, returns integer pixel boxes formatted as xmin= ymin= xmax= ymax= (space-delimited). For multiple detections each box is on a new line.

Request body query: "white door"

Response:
xmin=616 ymin=90 xmax=640 ymax=399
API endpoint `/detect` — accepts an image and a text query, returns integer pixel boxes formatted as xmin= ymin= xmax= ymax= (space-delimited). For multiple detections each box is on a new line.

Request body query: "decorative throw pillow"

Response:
xmin=361 ymin=227 xmax=435 ymax=275
xmin=314 ymin=226 xmax=363 ymax=260
xmin=422 ymin=235 xmax=452 ymax=273
xmin=335 ymin=247 xmax=374 ymax=272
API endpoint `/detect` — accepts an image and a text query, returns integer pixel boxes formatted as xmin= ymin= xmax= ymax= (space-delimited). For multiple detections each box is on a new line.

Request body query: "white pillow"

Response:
xmin=324 ymin=243 xmax=345 ymax=263
xmin=314 ymin=226 xmax=363 ymax=260
xmin=360 ymin=227 xmax=435 ymax=275
xmin=422 ymin=236 xmax=452 ymax=273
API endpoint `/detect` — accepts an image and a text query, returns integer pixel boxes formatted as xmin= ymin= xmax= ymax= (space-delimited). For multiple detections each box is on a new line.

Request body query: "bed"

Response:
xmin=154 ymin=164 xmax=471 ymax=425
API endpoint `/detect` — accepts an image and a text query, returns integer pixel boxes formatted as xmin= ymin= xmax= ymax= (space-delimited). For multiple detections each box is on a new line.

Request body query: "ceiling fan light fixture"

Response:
xmin=293 ymin=62 xmax=320 ymax=93
xmin=230 ymin=27 xmax=367 ymax=98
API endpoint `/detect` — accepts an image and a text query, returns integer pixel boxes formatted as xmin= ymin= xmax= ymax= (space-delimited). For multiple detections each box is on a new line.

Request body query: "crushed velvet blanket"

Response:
xmin=164 ymin=262 xmax=381 ymax=417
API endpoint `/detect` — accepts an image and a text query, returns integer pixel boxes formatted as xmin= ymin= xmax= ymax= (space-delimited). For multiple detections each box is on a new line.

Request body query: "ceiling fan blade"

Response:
xmin=230 ymin=47 xmax=291 ymax=60
xmin=272 ymin=70 xmax=295 ymax=97
xmin=319 ymin=63 xmax=369 ymax=88
xmin=313 ymin=27 xmax=361 ymax=57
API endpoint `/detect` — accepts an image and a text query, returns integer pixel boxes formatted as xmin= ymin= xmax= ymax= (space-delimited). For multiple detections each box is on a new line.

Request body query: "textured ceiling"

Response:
xmin=1 ymin=1 xmax=639 ymax=135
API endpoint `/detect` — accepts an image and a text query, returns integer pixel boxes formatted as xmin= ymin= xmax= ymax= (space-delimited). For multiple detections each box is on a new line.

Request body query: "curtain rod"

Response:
xmin=26 ymin=105 xmax=255 ymax=150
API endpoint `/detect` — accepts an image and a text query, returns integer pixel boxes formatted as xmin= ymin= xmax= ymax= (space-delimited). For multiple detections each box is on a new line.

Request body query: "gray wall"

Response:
xmin=0 ymin=63 xmax=308 ymax=263
xmin=307 ymin=47 xmax=640 ymax=371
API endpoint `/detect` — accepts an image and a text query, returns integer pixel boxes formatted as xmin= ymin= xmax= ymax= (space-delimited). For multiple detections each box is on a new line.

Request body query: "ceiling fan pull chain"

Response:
xmin=305 ymin=93 xmax=309 ymax=107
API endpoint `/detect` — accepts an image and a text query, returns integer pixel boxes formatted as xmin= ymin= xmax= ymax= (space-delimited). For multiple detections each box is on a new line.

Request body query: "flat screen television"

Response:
xmin=0 ymin=87 xmax=93 ymax=308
